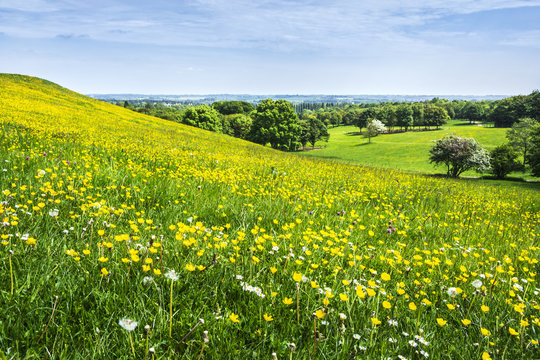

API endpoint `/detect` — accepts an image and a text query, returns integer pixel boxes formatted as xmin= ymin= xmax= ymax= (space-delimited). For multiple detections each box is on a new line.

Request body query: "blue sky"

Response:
xmin=1 ymin=0 xmax=539 ymax=94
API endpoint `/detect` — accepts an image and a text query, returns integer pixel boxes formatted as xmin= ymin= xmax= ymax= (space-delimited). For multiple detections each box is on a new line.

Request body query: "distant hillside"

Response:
xmin=88 ymin=93 xmax=510 ymax=104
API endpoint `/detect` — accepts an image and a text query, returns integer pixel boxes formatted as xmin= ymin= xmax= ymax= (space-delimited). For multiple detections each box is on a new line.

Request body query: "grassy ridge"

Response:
xmin=0 ymin=74 xmax=539 ymax=359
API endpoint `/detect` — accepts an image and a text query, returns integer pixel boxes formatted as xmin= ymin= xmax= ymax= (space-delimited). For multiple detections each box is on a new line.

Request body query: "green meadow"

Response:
xmin=0 ymin=75 xmax=539 ymax=359
xmin=299 ymin=122 xmax=539 ymax=181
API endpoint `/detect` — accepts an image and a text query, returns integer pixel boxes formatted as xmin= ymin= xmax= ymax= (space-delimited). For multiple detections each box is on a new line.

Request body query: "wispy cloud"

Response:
xmin=500 ymin=30 xmax=540 ymax=47
xmin=0 ymin=0 xmax=539 ymax=94
xmin=2 ymin=0 xmax=540 ymax=50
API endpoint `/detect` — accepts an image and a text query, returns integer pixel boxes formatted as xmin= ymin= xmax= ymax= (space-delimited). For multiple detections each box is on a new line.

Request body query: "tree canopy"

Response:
xmin=429 ymin=135 xmax=491 ymax=177
xmin=182 ymin=105 xmax=223 ymax=132
xmin=212 ymin=101 xmax=254 ymax=115
xmin=506 ymin=117 xmax=540 ymax=165
xmin=489 ymin=91 xmax=540 ymax=127
xmin=364 ymin=119 xmax=386 ymax=143
xmin=489 ymin=144 xmax=520 ymax=179
xmin=248 ymin=99 xmax=301 ymax=151
xmin=223 ymin=114 xmax=252 ymax=139
xmin=299 ymin=115 xmax=329 ymax=148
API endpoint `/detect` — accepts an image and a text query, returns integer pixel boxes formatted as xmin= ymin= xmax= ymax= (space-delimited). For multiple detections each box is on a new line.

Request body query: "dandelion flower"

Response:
xmin=447 ymin=287 xmax=458 ymax=298
xmin=165 ymin=270 xmax=179 ymax=281
xmin=472 ymin=279 xmax=483 ymax=289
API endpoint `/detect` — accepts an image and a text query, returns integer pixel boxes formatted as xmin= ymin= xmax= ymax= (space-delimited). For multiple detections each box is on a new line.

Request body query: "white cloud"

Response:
xmin=1 ymin=0 xmax=539 ymax=50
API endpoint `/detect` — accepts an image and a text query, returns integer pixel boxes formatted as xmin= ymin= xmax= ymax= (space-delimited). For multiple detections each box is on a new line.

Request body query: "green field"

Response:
xmin=299 ymin=122 xmax=537 ymax=181
xmin=1 ymin=75 xmax=539 ymax=359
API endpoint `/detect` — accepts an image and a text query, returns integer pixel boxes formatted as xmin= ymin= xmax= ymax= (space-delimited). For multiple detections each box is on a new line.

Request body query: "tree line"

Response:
xmin=121 ymin=99 xmax=328 ymax=151
xmin=113 ymin=90 xmax=539 ymax=157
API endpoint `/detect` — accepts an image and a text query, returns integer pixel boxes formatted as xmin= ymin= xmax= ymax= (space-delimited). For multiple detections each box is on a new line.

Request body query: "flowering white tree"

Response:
xmin=429 ymin=135 xmax=491 ymax=177
xmin=364 ymin=119 xmax=386 ymax=143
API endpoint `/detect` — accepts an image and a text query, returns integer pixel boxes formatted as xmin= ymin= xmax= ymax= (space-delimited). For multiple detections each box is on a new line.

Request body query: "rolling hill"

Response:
xmin=0 ymin=74 xmax=538 ymax=359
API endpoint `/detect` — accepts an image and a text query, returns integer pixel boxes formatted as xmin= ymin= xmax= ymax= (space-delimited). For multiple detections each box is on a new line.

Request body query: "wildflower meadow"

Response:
xmin=0 ymin=74 xmax=539 ymax=359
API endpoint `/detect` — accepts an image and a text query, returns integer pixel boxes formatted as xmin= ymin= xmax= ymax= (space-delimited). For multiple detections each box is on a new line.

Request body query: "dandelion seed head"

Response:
xmin=118 ymin=318 xmax=138 ymax=331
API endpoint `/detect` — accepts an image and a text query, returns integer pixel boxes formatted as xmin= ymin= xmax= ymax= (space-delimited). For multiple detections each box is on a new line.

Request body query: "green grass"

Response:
xmin=0 ymin=74 xmax=539 ymax=360
xmin=299 ymin=121 xmax=538 ymax=181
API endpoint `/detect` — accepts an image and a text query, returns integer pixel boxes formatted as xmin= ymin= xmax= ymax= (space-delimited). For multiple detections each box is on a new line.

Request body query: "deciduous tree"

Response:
xmin=364 ymin=119 xmax=386 ymax=143
xmin=489 ymin=144 xmax=521 ymax=179
xmin=248 ymin=99 xmax=301 ymax=151
xmin=506 ymin=117 xmax=540 ymax=166
xmin=429 ymin=135 xmax=491 ymax=177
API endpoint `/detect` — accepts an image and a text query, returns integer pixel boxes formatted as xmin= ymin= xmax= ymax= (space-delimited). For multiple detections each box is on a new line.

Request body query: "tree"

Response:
xmin=248 ymin=99 xmax=301 ymax=151
xmin=411 ymin=103 xmax=425 ymax=129
xmin=377 ymin=105 xmax=396 ymax=129
xmin=355 ymin=108 xmax=376 ymax=131
xmin=342 ymin=108 xmax=363 ymax=126
xmin=395 ymin=104 xmax=414 ymax=131
xmin=489 ymin=145 xmax=521 ymax=179
xmin=224 ymin=114 xmax=252 ymax=139
xmin=489 ymin=95 xmax=529 ymax=127
xmin=298 ymin=120 xmax=310 ymax=149
xmin=328 ymin=111 xmax=342 ymax=128
xmin=182 ymin=105 xmax=223 ymax=132
xmin=527 ymin=125 xmax=540 ymax=177
xmin=429 ymin=135 xmax=491 ymax=178
xmin=424 ymin=105 xmax=449 ymax=129
xmin=364 ymin=119 xmax=386 ymax=143
xmin=212 ymin=101 xmax=254 ymax=115
xmin=506 ymin=117 xmax=540 ymax=166
xmin=463 ymin=102 xmax=485 ymax=124
xmin=305 ymin=116 xmax=329 ymax=148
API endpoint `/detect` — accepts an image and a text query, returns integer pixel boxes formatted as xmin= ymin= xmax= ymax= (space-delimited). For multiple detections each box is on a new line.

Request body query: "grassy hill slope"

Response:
xmin=0 ymin=74 xmax=539 ymax=359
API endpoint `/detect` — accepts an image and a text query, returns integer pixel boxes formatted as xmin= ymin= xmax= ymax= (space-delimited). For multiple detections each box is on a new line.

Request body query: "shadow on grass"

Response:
xmin=424 ymin=173 xmax=540 ymax=190
xmin=353 ymin=142 xmax=371 ymax=147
